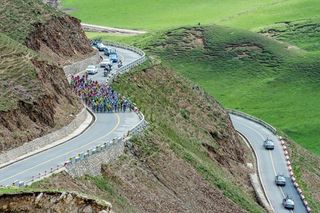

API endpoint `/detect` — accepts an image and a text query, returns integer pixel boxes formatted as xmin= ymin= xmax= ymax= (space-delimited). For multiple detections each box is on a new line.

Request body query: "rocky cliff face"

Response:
xmin=0 ymin=192 xmax=113 ymax=213
xmin=26 ymin=15 xmax=94 ymax=66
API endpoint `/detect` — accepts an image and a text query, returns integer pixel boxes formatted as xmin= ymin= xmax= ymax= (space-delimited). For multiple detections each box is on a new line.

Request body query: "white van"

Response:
xmin=100 ymin=58 xmax=112 ymax=67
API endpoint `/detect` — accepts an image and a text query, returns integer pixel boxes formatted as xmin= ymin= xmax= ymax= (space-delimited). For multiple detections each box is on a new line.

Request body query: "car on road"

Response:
xmin=263 ymin=138 xmax=275 ymax=150
xmin=86 ymin=65 xmax=98 ymax=75
xmin=109 ymin=53 xmax=119 ymax=63
xmin=97 ymin=43 xmax=107 ymax=51
xmin=91 ymin=40 xmax=100 ymax=47
xmin=275 ymin=175 xmax=286 ymax=186
xmin=104 ymin=48 xmax=116 ymax=56
xmin=283 ymin=195 xmax=295 ymax=210
xmin=100 ymin=58 xmax=112 ymax=67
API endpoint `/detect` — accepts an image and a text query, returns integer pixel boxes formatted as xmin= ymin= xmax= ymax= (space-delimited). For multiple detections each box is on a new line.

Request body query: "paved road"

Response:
xmin=0 ymin=46 xmax=142 ymax=186
xmin=230 ymin=114 xmax=307 ymax=213
xmin=81 ymin=23 xmax=146 ymax=35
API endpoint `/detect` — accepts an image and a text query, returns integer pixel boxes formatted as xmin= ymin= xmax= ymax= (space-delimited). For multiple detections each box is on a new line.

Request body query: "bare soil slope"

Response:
xmin=0 ymin=191 xmax=112 ymax=213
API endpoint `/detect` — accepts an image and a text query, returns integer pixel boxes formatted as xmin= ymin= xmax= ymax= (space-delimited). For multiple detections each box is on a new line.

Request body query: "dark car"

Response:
xmin=275 ymin=175 xmax=286 ymax=186
xmin=91 ymin=40 xmax=100 ymax=47
xmin=109 ymin=53 xmax=118 ymax=63
xmin=263 ymin=138 xmax=274 ymax=150
xmin=104 ymin=48 xmax=110 ymax=56
xmin=283 ymin=195 xmax=294 ymax=210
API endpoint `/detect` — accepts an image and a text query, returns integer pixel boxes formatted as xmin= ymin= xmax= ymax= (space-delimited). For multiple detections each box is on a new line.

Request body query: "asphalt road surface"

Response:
xmin=0 ymin=46 xmax=142 ymax=186
xmin=230 ymin=114 xmax=307 ymax=213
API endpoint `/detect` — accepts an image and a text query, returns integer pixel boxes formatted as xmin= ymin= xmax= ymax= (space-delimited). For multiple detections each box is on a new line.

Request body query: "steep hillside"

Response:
xmin=0 ymin=33 xmax=81 ymax=151
xmin=1 ymin=0 xmax=94 ymax=65
xmin=0 ymin=0 xmax=94 ymax=151
xmin=36 ymin=64 xmax=265 ymax=212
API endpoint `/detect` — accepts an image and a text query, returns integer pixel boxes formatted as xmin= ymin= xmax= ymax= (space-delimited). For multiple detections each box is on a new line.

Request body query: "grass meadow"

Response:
xmin=62 ymin=0 xmax=320 ymax=31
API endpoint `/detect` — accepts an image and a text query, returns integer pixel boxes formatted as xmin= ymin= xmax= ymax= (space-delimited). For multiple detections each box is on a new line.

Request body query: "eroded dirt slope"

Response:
xmin=0 ymin=0 xmax=94 ymax=151
xmin=0 ymin=191 xmax=112 ymax=213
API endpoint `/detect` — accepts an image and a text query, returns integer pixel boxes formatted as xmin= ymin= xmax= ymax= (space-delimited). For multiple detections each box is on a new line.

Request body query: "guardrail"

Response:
xmin=279 ymin=137 xmax=312 ymax=213
xmin=227 ymin=109 xmax=277 ymax=134
xmin=229 ymin=109 xmax=310 ymax=212
xmin=102 ymin=41 xmax=147 ymax=84
xmin=1 ymin=42 xmax=148 ymax=188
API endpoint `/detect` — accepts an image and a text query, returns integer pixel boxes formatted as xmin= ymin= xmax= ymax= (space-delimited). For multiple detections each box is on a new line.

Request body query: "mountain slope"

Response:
xmin=0 ymin=0 xmax=93 ymax=151
xmin=36 ymin=63 xmax=265 ymax=212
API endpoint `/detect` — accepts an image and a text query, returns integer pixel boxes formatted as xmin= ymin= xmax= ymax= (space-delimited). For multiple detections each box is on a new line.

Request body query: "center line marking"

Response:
xmin=0 ymin=113 xmax=121 ymax=184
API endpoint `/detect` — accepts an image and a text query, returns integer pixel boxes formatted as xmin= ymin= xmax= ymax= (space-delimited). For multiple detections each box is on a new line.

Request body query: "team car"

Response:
xmin=86 ymin=65 xmax=98 ymax=75
xmin=263 ymin=138 xmax=275 ymax=150
xmin=282 ymin=195 xmax=295 ymax=210
xmin=275 ymin=175 xmax=286 ymax=186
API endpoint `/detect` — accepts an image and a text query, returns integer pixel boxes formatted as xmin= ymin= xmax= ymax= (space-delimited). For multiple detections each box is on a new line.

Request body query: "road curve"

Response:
xmin=230 ymin=114 xmax=307 ymax=213
xmin=0 ymin=45 xmax=142 ymax=186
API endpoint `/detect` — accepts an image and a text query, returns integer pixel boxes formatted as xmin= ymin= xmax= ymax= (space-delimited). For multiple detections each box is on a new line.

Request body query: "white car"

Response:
xmin=100 ymin=58 xmax=112 ymax=67
xmin=86 ymin=65 xmax=98 ymax=75
xmin=96 ymin=43 xmax=107 ymax=51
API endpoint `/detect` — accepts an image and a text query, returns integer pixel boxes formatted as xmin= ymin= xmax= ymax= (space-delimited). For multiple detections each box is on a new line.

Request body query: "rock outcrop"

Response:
xmin=0 ymin=192 xmax=113 ymax=213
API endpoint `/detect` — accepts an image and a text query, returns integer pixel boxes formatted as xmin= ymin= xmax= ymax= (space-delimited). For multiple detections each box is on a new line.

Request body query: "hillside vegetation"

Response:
xmin=36 ymin=63 xmax=264 ymax=212
xmin=0 ymin=0 xmax=93 ymax=151
xmin=62 ymin=0 xmax=320 ymax=31
xmin=0 ymin=0 xmax=61 ymax=43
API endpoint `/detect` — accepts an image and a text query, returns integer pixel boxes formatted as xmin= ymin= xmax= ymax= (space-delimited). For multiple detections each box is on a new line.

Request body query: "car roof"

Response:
xmin=87 ymin=65 xmax=95 ymax=68
xmin=285 ymin=198 xmax=294 ymax=205
xmin=276 ymin=175 xmax=286 ymax=179
xmin=265 ymin=139 xmax=274 ymax=143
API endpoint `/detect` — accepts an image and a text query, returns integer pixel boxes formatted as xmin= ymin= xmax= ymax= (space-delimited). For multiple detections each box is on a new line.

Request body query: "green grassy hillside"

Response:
xmin=0 ymin=33 xmax=40 ymax=111
xmin=62 ymin=0 xmax=320 ymax=31
xmin=126 ymin=25 xmax=320 ymax=157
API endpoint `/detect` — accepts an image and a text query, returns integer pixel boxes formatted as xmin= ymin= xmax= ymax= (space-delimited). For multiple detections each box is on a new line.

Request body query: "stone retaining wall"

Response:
xmin=66 ymin=138 xmax=125 ymax=177
xmin=65 ymin=111 xmax=147 ymax=177
xmin=63 ymin=51 xmax=101 ymax=77
xmin=0 ymin=108 xmax=89 ymax=167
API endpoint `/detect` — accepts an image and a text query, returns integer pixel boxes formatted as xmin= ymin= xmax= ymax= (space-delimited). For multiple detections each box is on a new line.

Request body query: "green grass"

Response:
xmin=0 ymin=0 xmax=61 ymax=43
xmin=0 ymin=33 xmax=42 ymax=112
xmin=62 ymin=0 xmax=320 ymax=31
xmin=137 ymin=25 xmax=320 ymax=156
xmin=84 ymin=176 xmax=133 ymax=212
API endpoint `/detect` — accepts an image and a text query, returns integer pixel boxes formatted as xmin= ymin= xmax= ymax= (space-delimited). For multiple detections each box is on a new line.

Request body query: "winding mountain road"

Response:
xmin=0 ymin=41 xmax=309 ymax=213
xmin=230 ymin=114 xmax=307 ymax=213
xmin=0 ymin=45 xmax=142 ymax=186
